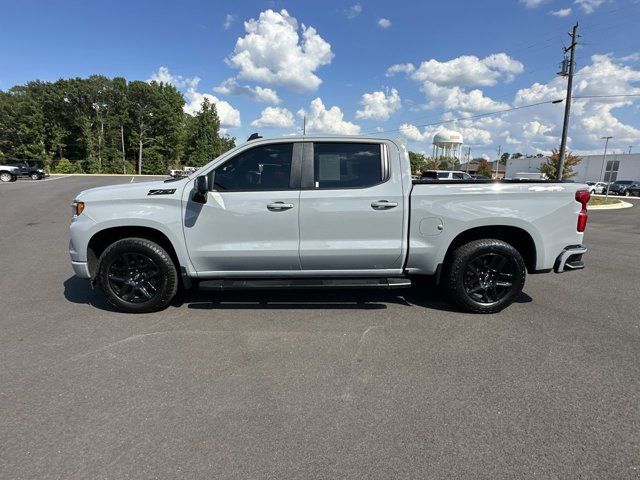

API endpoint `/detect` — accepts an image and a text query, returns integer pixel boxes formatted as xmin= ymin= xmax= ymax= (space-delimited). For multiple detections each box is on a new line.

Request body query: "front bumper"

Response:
xmin=554 ymin=245 xmax=587 ymax=273
xmin=71 ymin=261 xmax=91 ymax=278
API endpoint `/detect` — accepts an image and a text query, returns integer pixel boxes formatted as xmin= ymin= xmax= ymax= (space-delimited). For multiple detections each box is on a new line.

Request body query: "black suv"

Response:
xmin=607 ymin=180 xmax=639 ymax=196
xmin=6 ymin=161 xmax=48 ymax=180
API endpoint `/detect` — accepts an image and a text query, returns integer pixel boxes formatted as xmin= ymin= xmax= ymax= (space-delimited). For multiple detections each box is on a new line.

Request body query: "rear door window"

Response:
xmin=312 ymin=143 xmax=383 ymax=189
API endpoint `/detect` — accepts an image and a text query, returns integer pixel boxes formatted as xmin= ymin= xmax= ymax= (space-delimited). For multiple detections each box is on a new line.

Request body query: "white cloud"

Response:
xmin=345 ymin=4 xmax=362 ymax=19
xmin=298 ymin=98 xmax=360 ymax=135
xmin=377 ymin=18 xmax=392 ymax=29
xmin=251 ymin=107 xmax=295 ymax=128
xmin=356 ymin=88 xmax=401 ymax=120
xmin=149 ymin=67 xmax=241 ymax=127
xmin=521 ymin=0 xmax=547 ymax=7
xmin=399 ymin=54 xmax=640 ymax=157
xmin=410 ymin=54 xmax=524 ymax=88
xmin=574 ymin=0 xmax=606 ymax=13
xmin=226 ymin=9 xmax=333 ymax=92
xmin=550 ymin=7 xmax=572 ymax=16
xmin=386 ymin=63 xmax=416 ymax=76
xmin=224 ymin=13 xmax=236 ymax=30
xmin=148 ymin=66 xmax=199 ymax=90
xmin=184 ymin=90 xmax=241 ymax=127
xmin=213 ymin=78 xmax=280 ymax=104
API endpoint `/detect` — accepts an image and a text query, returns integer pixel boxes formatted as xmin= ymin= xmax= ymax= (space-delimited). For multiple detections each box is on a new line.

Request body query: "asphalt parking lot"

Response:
xmin=1 ymin=176 xmax=639 ymax=479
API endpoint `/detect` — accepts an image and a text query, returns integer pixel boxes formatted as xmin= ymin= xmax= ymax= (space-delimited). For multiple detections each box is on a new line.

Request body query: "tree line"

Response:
xmin=0 ymin=75 xmax=236 ymax=174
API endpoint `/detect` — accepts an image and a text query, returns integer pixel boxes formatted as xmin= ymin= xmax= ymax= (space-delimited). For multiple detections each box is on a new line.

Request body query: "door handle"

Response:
xmin=371 ymin=200 xmax=398 ymax=210
xmin=267 ymin=202 xmax=294 ymax=211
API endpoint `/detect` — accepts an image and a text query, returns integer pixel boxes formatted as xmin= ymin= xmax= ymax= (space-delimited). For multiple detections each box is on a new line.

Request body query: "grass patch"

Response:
xmin=589 ymin=196 xmax=622 ymax=206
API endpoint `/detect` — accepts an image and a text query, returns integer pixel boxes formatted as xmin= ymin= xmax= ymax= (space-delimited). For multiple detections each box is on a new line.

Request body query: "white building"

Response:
xmin=505 ymin=153 xmax=640 ymax=182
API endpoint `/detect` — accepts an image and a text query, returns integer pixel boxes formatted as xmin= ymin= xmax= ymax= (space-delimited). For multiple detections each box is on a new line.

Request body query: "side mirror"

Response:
xmin=192 ymin=175 xmax=209 ymax=204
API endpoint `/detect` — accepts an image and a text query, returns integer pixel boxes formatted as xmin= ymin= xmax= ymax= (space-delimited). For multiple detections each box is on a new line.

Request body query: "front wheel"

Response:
xmin=446 ymin=239 xmax=526 ymax=313
xmin=97 ymin=238 xmax=178 ymax=313
xmin=624 ymin=190 xmax=630 ymax=197
xmin=31 ymin=173 xmax=40 ymax=180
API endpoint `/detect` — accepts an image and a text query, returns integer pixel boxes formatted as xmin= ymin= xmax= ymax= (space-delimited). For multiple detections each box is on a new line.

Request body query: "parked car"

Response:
xmin=421 ymin=170 xmax=473 ymax=180
xmin=69 ymin=136 xmax=589 ymax=314
xmin=0 ymin=163 xmax=19 ymax=182
xmin=586 ymin=181 xmax=607 ymax=194
xmin=606 ymin=180 xmax=639 ymax=196
xmin=6 ymin=161 xmax=48 ymax=180
xmin=470 ymin=174 xmax=491 ymax=180
xmin=622 ymin=182 xmax=640 ymax=197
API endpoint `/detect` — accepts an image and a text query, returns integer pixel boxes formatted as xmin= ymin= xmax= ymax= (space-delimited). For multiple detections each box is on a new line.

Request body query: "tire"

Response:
xmin=624 ymin=190 xmax=630 ymax=197
xmin=31 ymin=173 xmax=40 ymax=180
xmin=0 ymin=172 xmax=13 ymax=182
xmin=97 ymin=238 xmax=178 ymax=313
xmin=589 ymin=189 xmax=595 ymax=195
xmin=446 ymin=239 xmax=526 ymax=314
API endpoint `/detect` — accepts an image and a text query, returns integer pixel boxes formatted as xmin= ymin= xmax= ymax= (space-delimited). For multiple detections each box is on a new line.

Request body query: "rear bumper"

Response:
xmin=554 ymin=245 xmax=587 ymax=273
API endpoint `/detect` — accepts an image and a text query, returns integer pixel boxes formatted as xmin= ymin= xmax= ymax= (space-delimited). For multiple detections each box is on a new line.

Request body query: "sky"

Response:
xmin=1 ymin=0 xmax=639 ymax=159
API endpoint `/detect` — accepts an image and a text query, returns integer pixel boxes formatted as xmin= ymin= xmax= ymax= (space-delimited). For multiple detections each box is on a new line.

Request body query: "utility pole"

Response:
xmin=598 ymin=136 xmax=613 ymax=199
xmin=557 ymin=22 xmax=580 ymax=180
xmin=465 ymin=147 xmax=471 ymax=173
xmin=495 ymin=145 xmax=501 ymax=179
xmin=628 ymin=146 xmax=632 ymax=154
xmin=303 ymin=116 xmax=306 ymax=135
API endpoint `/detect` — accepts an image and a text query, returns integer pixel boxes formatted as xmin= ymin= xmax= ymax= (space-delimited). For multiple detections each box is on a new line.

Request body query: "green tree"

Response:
xmin=539 ymin=148 xmax=581 ymax=179
xmin=408 ymin=151 xmax=427 ymax=174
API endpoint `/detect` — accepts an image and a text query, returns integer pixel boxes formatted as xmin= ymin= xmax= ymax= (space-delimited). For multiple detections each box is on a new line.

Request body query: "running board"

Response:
xmin=198 ymin=277 xmax=412 ymax=291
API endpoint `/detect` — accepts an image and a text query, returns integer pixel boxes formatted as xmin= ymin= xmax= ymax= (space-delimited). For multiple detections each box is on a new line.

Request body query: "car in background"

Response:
xmin=6 ymin=161 xmax=49 ymax=180
xmin=470 ymin=174 xmax=491 ymax=180
xmin=606 ymin=180 xmax=639 ymax=196
xmin=627 ymin=183 xmax=640 ymax=196
xmin=420 ymin=170 xmax=473 ymax=180
xmin=586 ymin=181 xmax=607 ymax=194
xmin=0 ymin=163 xmax=19 ymax=182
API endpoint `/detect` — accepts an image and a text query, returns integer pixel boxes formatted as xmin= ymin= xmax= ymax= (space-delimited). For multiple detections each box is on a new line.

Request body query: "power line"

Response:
xmin=367 ymin=93 xmax=640 ymax=136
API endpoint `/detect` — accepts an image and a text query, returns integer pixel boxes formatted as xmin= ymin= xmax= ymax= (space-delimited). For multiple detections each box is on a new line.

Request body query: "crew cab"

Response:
xmin=69 ymin=136 xmax=590 ymax=314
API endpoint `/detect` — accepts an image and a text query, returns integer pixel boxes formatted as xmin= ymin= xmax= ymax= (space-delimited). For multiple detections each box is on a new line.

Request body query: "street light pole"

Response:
xmin=557 ymin=22 xmax=579 ymax=180
xmin=598 ymin=136 xmax=613 ymax=199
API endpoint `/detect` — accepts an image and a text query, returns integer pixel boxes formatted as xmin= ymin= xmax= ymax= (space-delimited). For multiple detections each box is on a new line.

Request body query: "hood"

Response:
xmin=75 ymin=177 xmax=190 ymax=202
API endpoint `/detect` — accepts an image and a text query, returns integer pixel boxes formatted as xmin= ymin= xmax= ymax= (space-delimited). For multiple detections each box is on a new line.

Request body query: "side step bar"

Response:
xmin=199 ymin=277 xmax=412 ymax=291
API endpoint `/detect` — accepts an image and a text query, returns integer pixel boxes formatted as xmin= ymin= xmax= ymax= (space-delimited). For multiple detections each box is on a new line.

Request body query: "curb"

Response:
xmin=589 ymin=201 xmax=633 ymax=210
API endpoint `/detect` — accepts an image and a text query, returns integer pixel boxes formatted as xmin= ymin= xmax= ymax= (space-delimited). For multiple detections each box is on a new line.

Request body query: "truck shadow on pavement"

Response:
xmin=64 ymin=276 xmax=532 ymax=314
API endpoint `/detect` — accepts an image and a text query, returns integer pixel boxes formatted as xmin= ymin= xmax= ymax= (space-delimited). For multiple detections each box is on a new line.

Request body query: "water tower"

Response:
xmin=432 ymin=130 xmax=463 ymax=163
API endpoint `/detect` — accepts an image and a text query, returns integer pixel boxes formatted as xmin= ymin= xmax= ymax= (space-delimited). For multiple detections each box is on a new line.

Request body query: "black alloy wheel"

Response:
xmin=462 ymin=253 xmax=515 ymax=305
xmin=107 ymin=252 xmax=162 ymax=303
xmin=446 ymin=239 xmax=526 ymax=313
xmin=98 ymin=238 xmax=178 ymax=313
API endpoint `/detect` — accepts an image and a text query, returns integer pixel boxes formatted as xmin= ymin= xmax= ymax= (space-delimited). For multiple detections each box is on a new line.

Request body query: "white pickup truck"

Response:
xmin=69 ymin=136 xmax=589 ymax=314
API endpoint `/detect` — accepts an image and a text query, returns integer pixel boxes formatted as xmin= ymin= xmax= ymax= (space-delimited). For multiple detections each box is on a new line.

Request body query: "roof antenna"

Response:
xmin=247 ymin=133 xmax=262 ymax=141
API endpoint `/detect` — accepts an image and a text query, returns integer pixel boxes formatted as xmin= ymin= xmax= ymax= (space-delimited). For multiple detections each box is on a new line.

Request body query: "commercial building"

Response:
xmin=505 ymin=153 xmax=640 ymax=182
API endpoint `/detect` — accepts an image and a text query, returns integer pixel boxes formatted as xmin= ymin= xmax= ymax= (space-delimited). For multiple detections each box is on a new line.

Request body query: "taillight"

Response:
xmin=575 ymin=189 xmax=589 ymax=232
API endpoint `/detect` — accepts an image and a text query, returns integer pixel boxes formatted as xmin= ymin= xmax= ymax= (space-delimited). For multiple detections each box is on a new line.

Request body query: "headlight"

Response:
xmin=37 ymin=169 xmax=44 ymax=173
xmin=71 ymin=201 xmax=85 ymax=217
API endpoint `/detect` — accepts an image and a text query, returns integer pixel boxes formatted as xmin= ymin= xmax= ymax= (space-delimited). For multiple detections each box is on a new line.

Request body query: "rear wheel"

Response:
xmin=446 ymin=239 xmax=526 ymax=313
xmin=98 ymin=238 xmax=178 ymax=313
xmin=0 ymin=172 xmax=13 ymax=182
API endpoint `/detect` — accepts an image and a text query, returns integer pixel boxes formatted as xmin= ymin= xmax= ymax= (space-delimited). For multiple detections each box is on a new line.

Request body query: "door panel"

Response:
xmin=183 ymin=142 xmax=301 ymax=274
xmin=298 ymin=142 xmax=404 ymax=271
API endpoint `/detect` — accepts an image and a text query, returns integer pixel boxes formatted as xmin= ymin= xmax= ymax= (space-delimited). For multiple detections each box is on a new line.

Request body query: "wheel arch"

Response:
xmin=442 ymin=225 xmax=538 ymax=274
xmin=87 ymin=226 xmax=182 ymax=279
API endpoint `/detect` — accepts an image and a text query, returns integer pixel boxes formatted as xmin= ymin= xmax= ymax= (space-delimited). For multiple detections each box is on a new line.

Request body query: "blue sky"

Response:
xmin=1 ymin=0 xmax=639 ymax=158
